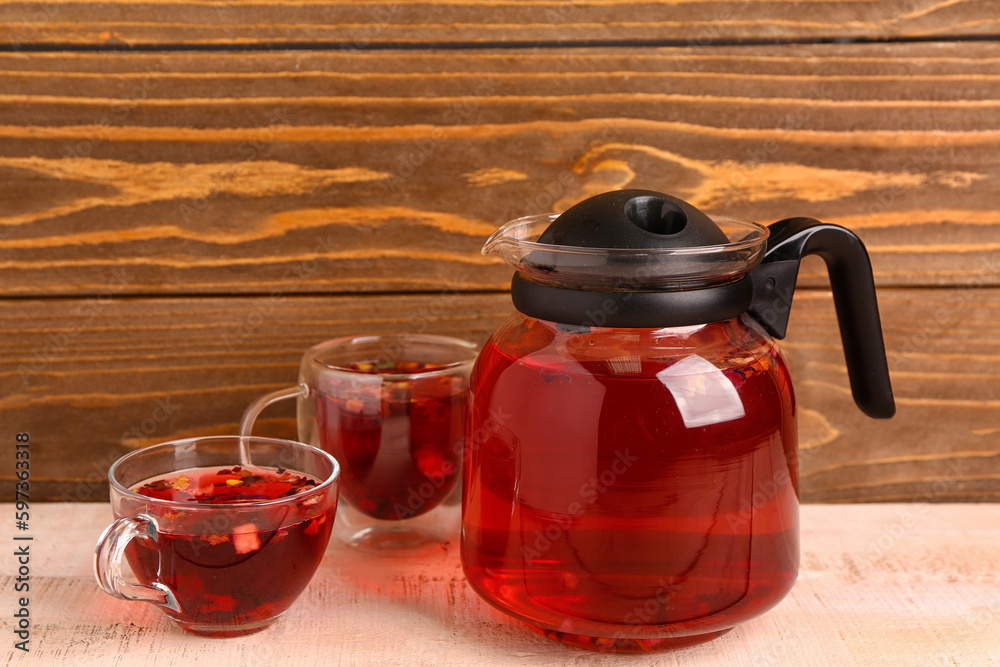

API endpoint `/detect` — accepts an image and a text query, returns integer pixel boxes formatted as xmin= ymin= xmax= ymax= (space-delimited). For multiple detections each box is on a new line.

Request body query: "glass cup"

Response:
xmin=241 ymin=334 xmax=477 ymax=549
xmin=94 ymin=436 xmax=340 ymax=637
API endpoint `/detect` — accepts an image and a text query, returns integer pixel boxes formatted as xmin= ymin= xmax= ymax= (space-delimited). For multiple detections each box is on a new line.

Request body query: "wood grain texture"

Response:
xmin=2 ymin=43 xmax=1000 ymax=295
xmin=1 ymin=288 xmax=997 ymax=503
xmin=789 ymin=289 xmax=1000 ymax=503
xmin=2 ymin=4 xmax=997 ymax=509
xmin=1 ymin=0 xmax=997 ymax=47
xmin=0 ymin=293 xmax=509 ymax=502
xmin=3 ymin=503 xmax=999 ymax=666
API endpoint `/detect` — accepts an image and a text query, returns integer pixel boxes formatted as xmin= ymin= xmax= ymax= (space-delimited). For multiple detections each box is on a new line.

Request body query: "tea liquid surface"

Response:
xmin=133 ymin=464 xmax=318 ymax=503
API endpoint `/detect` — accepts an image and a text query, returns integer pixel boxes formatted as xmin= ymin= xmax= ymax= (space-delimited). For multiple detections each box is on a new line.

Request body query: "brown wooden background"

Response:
xmin=1 ymin=1 xmax=998 ymax=502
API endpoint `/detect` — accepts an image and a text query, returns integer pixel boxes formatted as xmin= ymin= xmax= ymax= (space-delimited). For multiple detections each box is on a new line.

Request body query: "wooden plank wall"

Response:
xmin=1 ymin=1 xmax=998 ymax=502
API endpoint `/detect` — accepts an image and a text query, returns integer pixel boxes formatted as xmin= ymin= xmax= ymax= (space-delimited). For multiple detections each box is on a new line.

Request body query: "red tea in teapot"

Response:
xmin=125 ymin=466 xmax=334 ymax=637
xmin=462 ymin=317 xmax=800 ymax=649
xmin=314 ymin=361 xmax=465 ymax=521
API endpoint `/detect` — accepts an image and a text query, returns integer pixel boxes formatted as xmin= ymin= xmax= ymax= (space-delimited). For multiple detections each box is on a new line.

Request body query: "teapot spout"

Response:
xmin=479 ymin=213 xmax=560 ymax=269
xmin=481 ymin=225 xmax=510 ymax=258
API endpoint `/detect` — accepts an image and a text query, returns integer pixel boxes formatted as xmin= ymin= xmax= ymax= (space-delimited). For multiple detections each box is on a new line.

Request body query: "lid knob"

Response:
xmin=538 ymin=189 xmax=729 ymax=249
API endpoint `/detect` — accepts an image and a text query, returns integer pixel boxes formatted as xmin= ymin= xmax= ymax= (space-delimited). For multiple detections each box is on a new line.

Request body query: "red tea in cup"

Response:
xmin=314 ymin=361 xmax=465 ymax=521
xmin=124 ymin=465 xmax=333 ymax=637
xmin=241 ymin=335 xmax=476 ymax=549
xmin=95 ymin=436 xmax=340 ymax=637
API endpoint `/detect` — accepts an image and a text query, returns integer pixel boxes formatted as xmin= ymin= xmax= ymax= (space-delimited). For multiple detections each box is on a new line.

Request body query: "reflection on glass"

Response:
xmin=656 ymin=354 xmax=745 ymax=428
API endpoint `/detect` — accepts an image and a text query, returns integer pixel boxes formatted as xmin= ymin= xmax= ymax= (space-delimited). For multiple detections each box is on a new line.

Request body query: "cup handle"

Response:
xmin=94 ymin=514 xmax=180 ymax=612
xmin=239 ymin=383 xmax=309 ymax=437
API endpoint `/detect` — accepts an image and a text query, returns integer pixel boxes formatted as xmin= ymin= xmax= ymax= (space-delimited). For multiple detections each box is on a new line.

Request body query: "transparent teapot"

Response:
xmin=461 ymin=190 xmax=894 ymax=650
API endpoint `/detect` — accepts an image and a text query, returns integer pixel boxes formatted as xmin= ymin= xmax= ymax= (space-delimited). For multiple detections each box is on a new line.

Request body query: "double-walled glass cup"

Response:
xmin=94 ymin=436 xmax=340 ymax=637
xmin=242 ymin=334 xmax=477 ymax=549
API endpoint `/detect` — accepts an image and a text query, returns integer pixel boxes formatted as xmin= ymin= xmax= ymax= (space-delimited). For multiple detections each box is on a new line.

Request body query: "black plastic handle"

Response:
xmin=748 ymin=217 xmax=895 ymax=419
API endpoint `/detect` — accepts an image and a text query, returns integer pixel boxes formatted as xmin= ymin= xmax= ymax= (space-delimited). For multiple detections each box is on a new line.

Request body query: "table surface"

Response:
xmin=2 ymin=503 xmax=998 ymax=667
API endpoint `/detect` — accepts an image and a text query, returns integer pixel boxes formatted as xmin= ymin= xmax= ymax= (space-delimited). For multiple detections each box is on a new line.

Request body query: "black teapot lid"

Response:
xmin=491 ymin=189 xmax=768 ymax=328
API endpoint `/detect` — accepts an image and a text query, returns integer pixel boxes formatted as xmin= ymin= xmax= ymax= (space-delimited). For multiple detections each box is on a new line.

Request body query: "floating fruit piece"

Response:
xmin=232 ymin=524 xmax=262 ymax=554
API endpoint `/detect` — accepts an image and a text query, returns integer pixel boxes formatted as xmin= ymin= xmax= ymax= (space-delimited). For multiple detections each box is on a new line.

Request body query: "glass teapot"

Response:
xmin=461 ymin=189 xmax=894 ymax=651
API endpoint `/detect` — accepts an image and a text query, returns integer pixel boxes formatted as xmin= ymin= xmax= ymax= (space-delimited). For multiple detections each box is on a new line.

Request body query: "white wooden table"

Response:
xmin=2 ymin=504 xmax=999 ymax=666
